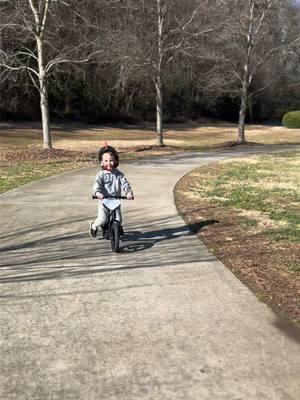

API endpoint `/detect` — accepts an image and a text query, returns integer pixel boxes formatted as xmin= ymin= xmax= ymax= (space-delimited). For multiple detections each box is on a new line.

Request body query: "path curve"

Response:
xmin=1 ymin=145 xmax=299 ymax=400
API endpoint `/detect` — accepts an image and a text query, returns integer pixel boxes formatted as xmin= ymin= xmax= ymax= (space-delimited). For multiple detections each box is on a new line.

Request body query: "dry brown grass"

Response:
xmin=1 ymin=121 xmax=299 ymax=157
xmin=1 ymin=121 xmax=299 ymax=193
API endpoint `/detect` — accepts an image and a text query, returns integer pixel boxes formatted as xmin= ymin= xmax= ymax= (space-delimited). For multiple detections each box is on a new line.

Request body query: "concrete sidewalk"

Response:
xmin=0 ymin=146 xmax=299 ymax=400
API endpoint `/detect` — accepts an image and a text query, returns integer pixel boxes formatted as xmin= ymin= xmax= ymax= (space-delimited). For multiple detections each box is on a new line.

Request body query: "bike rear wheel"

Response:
xmin=111 ymin=223 xmax=120 ymax=253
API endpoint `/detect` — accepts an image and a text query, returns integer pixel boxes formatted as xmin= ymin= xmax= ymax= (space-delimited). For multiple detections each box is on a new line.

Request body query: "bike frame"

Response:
xmin=92 ymin=195 xmax=133 ymax=252
xmin=93 ymin=195 xmax=129 ymax=253
xmin=103 ymin=199 xmax=121 ymax=239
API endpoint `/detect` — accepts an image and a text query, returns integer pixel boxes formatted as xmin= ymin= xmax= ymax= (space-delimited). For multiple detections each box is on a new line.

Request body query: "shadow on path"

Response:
xmin=120 ymin=219 xmax=218 ymax=253
xmin=0 ymin=217 xmax=218 ymax=284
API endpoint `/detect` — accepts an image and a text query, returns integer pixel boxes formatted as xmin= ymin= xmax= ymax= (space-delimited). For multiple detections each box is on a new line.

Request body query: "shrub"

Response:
xmin=282 ymin=111 xmax=300 ymax=129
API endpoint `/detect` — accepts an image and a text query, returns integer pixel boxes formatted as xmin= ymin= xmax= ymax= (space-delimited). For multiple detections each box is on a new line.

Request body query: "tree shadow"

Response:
xmin=272 ymin=313 xmax=300 ymax=345
xmin=0 ymin=216 xmax=218 ymax=283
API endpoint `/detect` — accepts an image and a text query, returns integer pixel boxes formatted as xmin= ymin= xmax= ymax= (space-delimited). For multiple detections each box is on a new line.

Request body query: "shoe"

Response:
xmin=89 ymin=222 xmax=98 ymax=238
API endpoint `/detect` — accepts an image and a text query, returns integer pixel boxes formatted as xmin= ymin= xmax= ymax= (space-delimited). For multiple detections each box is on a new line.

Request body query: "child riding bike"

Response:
xmin=89 ymin=144 xmax=134 ymax=239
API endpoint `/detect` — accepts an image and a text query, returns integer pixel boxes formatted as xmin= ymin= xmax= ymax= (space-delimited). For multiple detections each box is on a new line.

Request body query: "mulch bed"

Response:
xmin=2 ymin=148 xmax=95 ymax=163
xmin=174 ymin=173 xmax=300 ymax=325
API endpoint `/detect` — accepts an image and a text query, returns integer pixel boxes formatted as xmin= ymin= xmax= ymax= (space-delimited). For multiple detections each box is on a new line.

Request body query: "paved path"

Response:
xmin=1 ymin=146 xmax=299 ymax=400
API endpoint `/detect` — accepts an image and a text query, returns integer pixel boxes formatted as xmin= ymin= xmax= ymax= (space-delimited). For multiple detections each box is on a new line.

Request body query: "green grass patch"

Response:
xmin=0 ymin=160 xmax=92 ymax=193
xmin=192 ymin=152 xmax=300 ymax=243
xmin=286 ymin=261 xmax=300 ymax=273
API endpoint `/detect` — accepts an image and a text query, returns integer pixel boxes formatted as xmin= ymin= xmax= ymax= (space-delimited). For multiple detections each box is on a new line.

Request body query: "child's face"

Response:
xmin=101 ymin=152 xmax=115 ymax=171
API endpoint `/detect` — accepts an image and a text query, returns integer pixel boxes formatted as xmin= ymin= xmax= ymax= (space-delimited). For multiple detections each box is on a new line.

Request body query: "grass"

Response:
xmin=0 ymin=160 xmax=93 ymax=193
xmin=192 ymin=152 xmax=300 ymax=243
xmin=1 ymin=121 xmax=300 ymax=153
xmin=0 ymin=121 xmax=299 ymax=194
xmin=286 ymin=261 xmax=300 ymax=273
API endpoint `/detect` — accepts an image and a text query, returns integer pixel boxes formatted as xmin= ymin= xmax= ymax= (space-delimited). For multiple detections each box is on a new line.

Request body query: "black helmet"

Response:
xmin=98 ymin=144 xmax=119 ymax=167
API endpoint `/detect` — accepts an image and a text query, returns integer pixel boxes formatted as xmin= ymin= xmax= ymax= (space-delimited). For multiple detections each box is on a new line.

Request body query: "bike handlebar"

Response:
xmin=92 ymin=195 xmax=134 ymax=200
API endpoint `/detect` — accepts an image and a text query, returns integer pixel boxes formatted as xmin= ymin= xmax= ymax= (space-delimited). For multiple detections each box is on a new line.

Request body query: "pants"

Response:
xmin=92 ymin=201 xmax=122 ymax=230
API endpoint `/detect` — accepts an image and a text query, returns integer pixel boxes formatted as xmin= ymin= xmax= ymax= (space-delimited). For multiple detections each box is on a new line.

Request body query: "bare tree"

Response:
xmin=217 ymin=0 xmax=300 ymax=143
xmin=0 ymin=0 xmax=99 ymax=149
xmin=114 ymin=0 xmax=212 ymax=146
xmin=154 ymin=0 xmax=217 ymax=145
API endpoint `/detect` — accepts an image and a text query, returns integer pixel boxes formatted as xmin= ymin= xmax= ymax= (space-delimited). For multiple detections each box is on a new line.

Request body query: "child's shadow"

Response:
xmin=120 ymin=220 xmax=218 ymax=253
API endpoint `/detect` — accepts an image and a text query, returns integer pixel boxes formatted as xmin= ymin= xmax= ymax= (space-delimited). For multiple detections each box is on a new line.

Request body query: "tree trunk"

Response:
xmin=37 ymin=37 xmax=52 ymax=149
xmin=156 ymin=0 xmax=164 ymax=147
xmin=155 ymin=77 xmax=164 ymax=146
xmin=238 ymin=52 xmax=250 ymax=144
xmin=237 ymin=1 xmax=254 ymax=145
xmin=238 ymin=90 xmax=247 ymax=144
xmin=40 ymin=84 xmax=51 ymax=149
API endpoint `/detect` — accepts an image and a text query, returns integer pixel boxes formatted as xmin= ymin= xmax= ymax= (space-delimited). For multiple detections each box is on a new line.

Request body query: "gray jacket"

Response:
xmin=92 ymin=169 xmax=133 ymax=198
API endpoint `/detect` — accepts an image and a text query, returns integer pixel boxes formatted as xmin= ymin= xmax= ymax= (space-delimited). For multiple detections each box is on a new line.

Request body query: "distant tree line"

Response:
xmin=1 ymin=0 xmax=299 ymax=148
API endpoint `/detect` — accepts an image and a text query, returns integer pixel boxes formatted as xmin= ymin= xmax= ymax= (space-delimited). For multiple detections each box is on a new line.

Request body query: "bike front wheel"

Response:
xmin=111 ymin=223 xmax=120 ymax=253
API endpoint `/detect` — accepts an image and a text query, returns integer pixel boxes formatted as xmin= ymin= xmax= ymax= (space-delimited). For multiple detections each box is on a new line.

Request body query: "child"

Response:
xmin=89 ymin=144 xmax=133 ymax=239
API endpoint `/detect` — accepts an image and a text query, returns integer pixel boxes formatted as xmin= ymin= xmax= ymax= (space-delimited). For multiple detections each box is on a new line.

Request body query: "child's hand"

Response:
xmin=126 ymin=192 xmax=134 ymax=200
xmin=96 ymin=192 xmax=104 ymax=199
